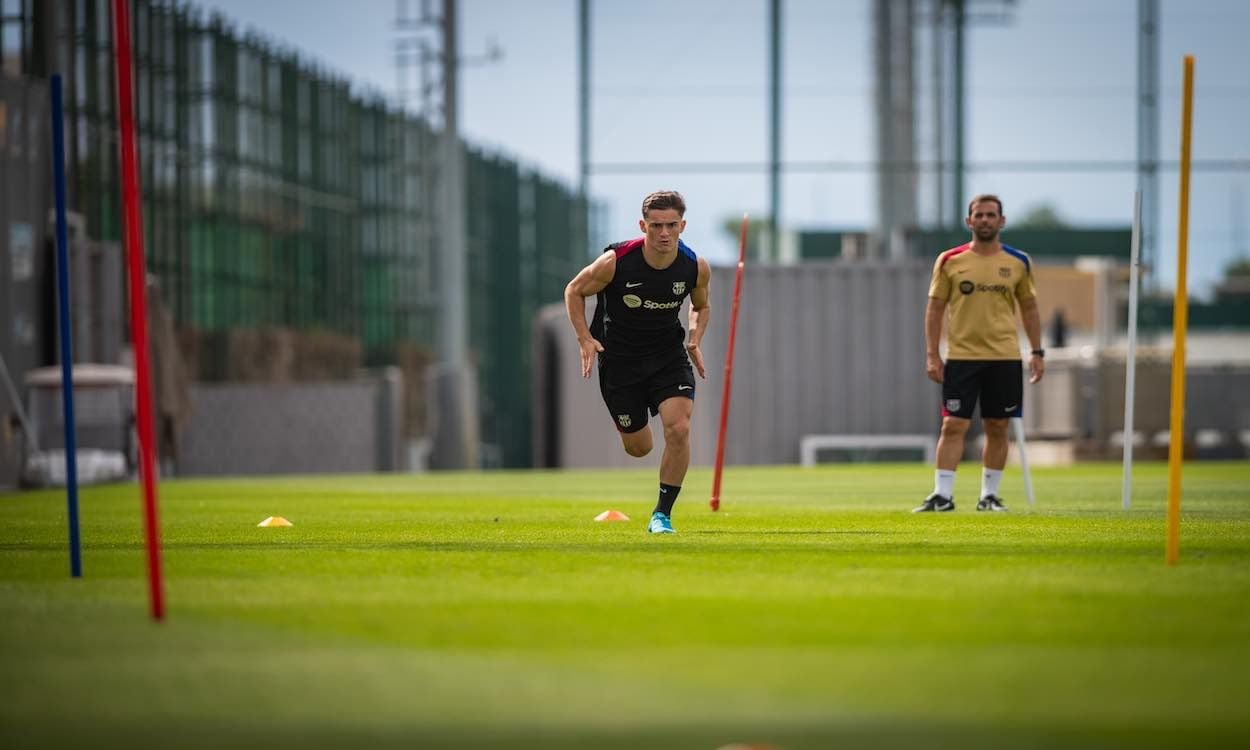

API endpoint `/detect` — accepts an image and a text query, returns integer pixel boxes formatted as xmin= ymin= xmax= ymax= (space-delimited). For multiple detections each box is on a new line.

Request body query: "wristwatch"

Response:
xmin=1031 ymin=349 xmax=1045 ymax=357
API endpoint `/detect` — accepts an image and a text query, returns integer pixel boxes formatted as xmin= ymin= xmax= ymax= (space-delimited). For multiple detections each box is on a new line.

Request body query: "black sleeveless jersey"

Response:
xmin=590 ymin=238 xmax=699 ymax=360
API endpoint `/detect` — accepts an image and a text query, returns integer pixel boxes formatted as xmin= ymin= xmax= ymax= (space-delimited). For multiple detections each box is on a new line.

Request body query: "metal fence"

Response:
xmin=11 ymin=1 xmax=590 ymax=468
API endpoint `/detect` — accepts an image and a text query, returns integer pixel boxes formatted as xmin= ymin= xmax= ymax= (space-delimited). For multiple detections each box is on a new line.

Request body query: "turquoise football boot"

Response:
xmin=647 ymin=511 xmax=675 ymax=534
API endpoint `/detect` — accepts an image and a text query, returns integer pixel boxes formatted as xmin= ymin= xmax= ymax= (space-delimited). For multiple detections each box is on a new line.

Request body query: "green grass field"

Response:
xmin=2 ymin=461 xmax=1248 ymax=749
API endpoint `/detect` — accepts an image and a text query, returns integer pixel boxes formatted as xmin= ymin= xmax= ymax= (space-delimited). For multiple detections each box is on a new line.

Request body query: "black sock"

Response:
xmin=654 ymin=483 xmax=681 ymax=516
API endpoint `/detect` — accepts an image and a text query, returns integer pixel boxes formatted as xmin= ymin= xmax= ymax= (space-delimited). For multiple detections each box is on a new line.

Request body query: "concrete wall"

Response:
xmin=178 ymin=369 xmax=404 ymax=477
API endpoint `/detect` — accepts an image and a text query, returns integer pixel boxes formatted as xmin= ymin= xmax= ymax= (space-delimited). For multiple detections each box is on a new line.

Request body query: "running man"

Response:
xmin=564 ymin=190 xmax=712 ymax=534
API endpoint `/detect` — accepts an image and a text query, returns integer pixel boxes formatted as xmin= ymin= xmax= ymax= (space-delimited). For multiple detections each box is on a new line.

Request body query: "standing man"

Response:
xmin=564 ymin=190 xmax=712 ymax=534
xmin=915 ymin=194 xmax=1044 ymax=512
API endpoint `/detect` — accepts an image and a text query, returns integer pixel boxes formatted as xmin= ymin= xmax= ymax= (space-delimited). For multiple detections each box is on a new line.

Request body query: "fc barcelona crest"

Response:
xmin=617 ymin=414 xmax=632 ymax=428
xmin=672 ymin=281 xmax=686 ymax=295
xmin=999 ymin=267 xmax=1012 ymax=278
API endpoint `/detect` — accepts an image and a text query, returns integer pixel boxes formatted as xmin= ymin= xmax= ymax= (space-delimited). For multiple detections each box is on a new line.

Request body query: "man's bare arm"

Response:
xmin=685 ymin=258 xmax=712 ymax=379
xmin=564 ymin=251 xmax=616 ymax=377
xmin=1019 ymin=297 xmax=1042 ymax=352
xmin=1019 ymin=296 xmax=1045 ymax=383
xmin=924 ymin=297 xmax=946 ymax=384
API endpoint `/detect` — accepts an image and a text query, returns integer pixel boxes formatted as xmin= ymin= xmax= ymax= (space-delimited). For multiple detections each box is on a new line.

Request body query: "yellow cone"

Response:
xmin=258 ymin=516 xmax=293 ymax=527
xmin=594 ymin=510 xmax=630 ymax=522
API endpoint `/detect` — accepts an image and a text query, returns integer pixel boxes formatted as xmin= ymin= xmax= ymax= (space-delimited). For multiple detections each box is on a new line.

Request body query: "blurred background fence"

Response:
xmin=1 ymin=0 xmax=593 ymax=485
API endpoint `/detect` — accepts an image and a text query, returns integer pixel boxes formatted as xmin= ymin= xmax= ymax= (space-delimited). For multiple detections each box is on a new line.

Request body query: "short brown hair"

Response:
xmin=642 ymin=190 xmax=687 ymax=217
xmin=967 ymin=194 xmax=1003 ymax=216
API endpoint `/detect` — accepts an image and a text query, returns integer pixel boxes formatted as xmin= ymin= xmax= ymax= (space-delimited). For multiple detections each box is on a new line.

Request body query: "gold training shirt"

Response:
xmin=928 ymin=244 xmax=1038 ymax=360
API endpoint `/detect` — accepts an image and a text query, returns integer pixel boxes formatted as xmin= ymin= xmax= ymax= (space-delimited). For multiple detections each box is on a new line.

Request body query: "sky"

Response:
xmin=195 ymin=0 xmax=1250 ymax=298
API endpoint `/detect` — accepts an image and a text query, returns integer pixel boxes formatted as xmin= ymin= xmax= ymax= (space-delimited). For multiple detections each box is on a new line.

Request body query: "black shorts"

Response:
xmin=598 ymin=350 xmax=695 ymax=433
xmin=941 ymin=360 xmax=1023 ymax=419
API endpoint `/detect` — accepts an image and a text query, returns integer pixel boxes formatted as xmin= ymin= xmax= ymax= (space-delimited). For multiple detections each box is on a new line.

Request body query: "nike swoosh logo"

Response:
xmin=678 ymin=385 xmax=692 ymax=391
xmin=625 ymin=281 xmax=644 ymax=288
xmin=1005 ymin=405 xmax=1017 ymax=412
xmin=956 ymin=269 xmax=969 ymax=274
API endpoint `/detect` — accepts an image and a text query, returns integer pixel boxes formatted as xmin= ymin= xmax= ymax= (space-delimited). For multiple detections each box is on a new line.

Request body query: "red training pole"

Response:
xmin=710 ymin=214 xmax=748 ymax=511
xmin=111 ymin=0 xmax=165 ymax=620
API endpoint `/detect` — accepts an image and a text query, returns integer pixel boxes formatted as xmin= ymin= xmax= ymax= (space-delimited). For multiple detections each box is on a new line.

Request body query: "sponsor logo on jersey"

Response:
xmin=976 ymin=283 xmax=1010 ymax=294
xmin=623 ymin=294 xmax=642 ymax=308
xmin=617 ymin=414 xmax=632 ymax=428
xmin=643 ymin=299 xmax=682 ymax=310
xmin=959 ymin=280 xmax=1010 ymax=295
xmin=672 ymin=281 xmax=686 ymax=295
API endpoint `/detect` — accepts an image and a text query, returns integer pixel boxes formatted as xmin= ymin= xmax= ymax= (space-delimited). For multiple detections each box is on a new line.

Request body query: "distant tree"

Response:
xmin=1223 ymin=257 xmax=1250 ymax=278
xmin=1012 ymin=203 xmax=1069 ymax=229
xmin=1215 ymin=257 xmax=1250 ymax=301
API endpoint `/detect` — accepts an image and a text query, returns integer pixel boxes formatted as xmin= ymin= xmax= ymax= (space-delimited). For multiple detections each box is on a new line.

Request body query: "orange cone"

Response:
xmin=258 ymin=516 xmax=293 ymax=527
xmin=594 ymin=510 xmax=630 ymax=522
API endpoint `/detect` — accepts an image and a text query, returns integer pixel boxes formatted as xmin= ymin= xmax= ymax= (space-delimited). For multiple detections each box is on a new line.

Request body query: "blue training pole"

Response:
xmin=50 ymin=74 xmax=82 ymax=578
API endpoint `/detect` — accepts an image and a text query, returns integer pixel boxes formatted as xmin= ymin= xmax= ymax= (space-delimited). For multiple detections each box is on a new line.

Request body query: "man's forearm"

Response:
xmin=688 ymin=305 xmax=710 ymax=346
xmin=924 ymin=298 xmax=945 ymax=354
xmin=565 ymin=287 xmax=591 ymax=340
xmin=1021 ymin=301 xmax=1042 ymax=350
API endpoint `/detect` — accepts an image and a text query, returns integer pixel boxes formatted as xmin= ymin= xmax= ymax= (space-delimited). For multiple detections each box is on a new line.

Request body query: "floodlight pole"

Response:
xmin=1137 ymin=0 xmax=1159 ymax=295
xmin=767 ymin=0 xmax=781 ymax=263
xmin=578 ymin=0 xmax=590 ymax=201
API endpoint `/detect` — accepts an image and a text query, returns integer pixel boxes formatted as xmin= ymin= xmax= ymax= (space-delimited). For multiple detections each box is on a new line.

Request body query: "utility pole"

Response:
xmin=932 ymin=0 xmax=946 ymax=229
xmin=873 ymin=0 xmax=917 ymax=258
xmin=576 ymin=0 xmax=592 ymax=259
xmin=925 ymin=0 xmax=1016 ymax=228
xmin=394 ymin=0 xmax=479 ymax=469
xmin=1137 ymin=0 xmax=1159 ymax=292
xmin=951 ymin=0 xmax=965 ymax=226
xmin=767 ymin=0 xmax=782 ymax=263
xmin=578 ymin=0 xmax=590 ymax=202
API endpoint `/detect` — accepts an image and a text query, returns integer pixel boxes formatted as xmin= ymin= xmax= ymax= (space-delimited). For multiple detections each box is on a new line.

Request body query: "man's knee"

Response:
xmin=622 ymin=431 xmax=652 ymax=457
xmin=983 ymin=418 xmax=1010 ymax=439
xmin=940 ymin=417 xmax=970 ymax=438
xmin=663 ymin=417 xmax=690 ymax=446
xmin=624 ymin=441 xmax=651 ymax=458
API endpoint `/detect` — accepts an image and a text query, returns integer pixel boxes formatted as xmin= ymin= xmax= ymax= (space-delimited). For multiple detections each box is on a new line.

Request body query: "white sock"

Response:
xmin=934 ymin=470 xmax=956 ymax=499
xmin=981 ymin=468 xmax=1004 ymax=498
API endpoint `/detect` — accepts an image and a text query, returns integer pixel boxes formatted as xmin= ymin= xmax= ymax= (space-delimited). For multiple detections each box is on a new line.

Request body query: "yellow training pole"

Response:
xmin=1166 ymin=55 xmax=1194 ymax=566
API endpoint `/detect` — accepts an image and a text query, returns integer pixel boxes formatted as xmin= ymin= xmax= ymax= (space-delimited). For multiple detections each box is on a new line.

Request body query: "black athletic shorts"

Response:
xmin=598 ymin=349 xmax=695 ymax=433
xmin=941 ymin=359 xmax=1023 ymax=419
